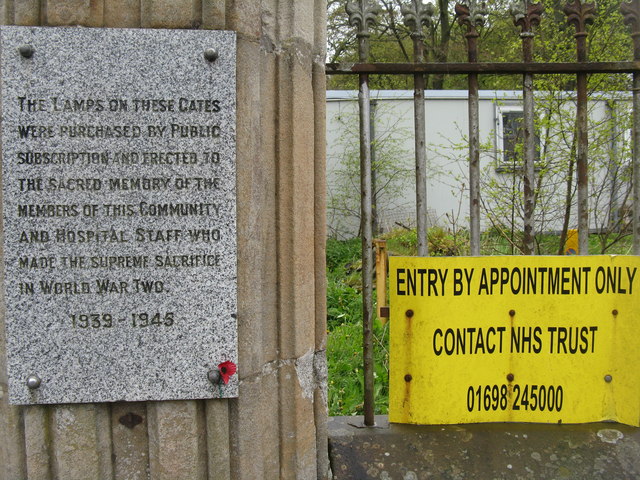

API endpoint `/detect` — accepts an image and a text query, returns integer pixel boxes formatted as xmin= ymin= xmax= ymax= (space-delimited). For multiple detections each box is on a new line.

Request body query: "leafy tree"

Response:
xmin=327 ymin=0 xmax=632 ymax=90
xmin=327 ymin=101 xmax=414 ymax=238
xmin=474 ymin=90 xmax=633 ymax=255
xmin=328 ymin=1 xmax=465 ymax=89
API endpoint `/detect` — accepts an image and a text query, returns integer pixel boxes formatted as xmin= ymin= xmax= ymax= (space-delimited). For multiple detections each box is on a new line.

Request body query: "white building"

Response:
xmin=326 ymin=90 xmax=632 ymax=240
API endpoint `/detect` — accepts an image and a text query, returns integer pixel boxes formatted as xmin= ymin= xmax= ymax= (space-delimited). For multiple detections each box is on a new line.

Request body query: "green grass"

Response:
xmin=327 ymin=319 xmax=389 ymax=416
xmin=326 ymin=237 xmax=389 ymax=416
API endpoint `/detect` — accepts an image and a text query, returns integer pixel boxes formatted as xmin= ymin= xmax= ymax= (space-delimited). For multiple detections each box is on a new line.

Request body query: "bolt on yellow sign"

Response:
xmin=389 ymin=255 xmax=640 ymax=426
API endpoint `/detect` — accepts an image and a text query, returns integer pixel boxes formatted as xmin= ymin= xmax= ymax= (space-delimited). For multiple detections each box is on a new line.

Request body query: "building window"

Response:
xmin=495 ymin=105 xmax=539 ymax=172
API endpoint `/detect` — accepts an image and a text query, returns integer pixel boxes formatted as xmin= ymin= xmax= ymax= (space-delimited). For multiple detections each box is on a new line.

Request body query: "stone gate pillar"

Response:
xmin=0 ymin=1 xmax=328 ymax=479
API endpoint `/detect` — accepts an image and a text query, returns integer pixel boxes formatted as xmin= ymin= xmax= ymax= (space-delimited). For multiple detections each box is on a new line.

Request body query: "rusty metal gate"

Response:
xmin=325 ymin=0 xmax=640 ymax=427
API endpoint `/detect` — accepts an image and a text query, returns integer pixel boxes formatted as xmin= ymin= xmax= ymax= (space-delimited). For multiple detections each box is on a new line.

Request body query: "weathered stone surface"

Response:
xmin=225 ymin=0 xmax=261 ymax=41
xmin=141 ymin=0 xmax=196 ymax=29
xmin=111 ymin=403 xmax=149 ymax=480
xmin=148 ymin=401 xmax=207 ymax=480
xmin=0 ymin=400 xmax=27 ymax=480
xmin=235 ymin=38 xmax=278 ymax=378
xmin=205 ymin=400 xmax=230 ymax=480
xmin=230 ymin=367 xmax=280 ymax=479
xmin=279 ymin=361 xmax=318 ymax=479
xmin=1 ymin=27 xmax=238 ymax=404
xmin=313 ymin=0 xmax=327 ymax=60
xmin=14 ymin=0 xmax=40 ymax=26
xmin=45 ymin=0 xmax=103 ymax=26
xmin=201 ymin=0 xmax=224 ymax=30
xmin=313 ymin=61 xmax=327 ymax=353
xmin=278 ymin=0 xmax=315 ymax=46
xmin=50 ymin=406 xmax=103 ymax=480
xmin=0 ymin=1 xmax=327 ymax=478
xmin=329 ymin=415 xmax=640 ymax=480
xmin=276 ymin=47 xmax=317 ymax=361
xmin=104 ymin=0 xmax=141 ymax=27
xmin=24 ymin=406 xmax=52 ymax=480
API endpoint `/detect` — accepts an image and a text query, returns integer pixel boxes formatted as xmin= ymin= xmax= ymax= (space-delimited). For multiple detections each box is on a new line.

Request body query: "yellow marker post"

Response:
xmin=374 ymin=239 xmax=388 ymax=323
xmin=565 ymin=229 xmax=578 ymax=255
xmin=389 ymin=255 xmax=640 ymax=426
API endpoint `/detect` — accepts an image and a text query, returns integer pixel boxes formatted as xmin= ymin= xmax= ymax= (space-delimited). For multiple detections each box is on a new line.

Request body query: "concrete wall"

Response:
xmin=0 ymin=1 xmax=328 ymax=479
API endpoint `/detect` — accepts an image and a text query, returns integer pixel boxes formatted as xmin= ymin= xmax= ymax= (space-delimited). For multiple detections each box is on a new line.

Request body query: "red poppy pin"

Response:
xmin=218 ymin=361 xmax=237 ymax=385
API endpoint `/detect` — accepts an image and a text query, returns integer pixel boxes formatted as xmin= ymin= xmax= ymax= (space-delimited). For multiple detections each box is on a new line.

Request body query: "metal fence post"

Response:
xmin=565 ymin=1 xmax=596 ymax=255
xmin=456 ymin=1 xmax=488 ymax=256
xmin=621 ymin=1 xmax=640 ymax=255
xmin=346 ymin=0 xmax=380 ymax=427
xmin=512 ymin=1 xmax=544 ymax=256
xmin=402 ymin=0 xmax=435 ymax=257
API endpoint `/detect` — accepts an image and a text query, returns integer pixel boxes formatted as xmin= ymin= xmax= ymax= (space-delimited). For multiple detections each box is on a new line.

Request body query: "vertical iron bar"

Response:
xmin=565 ymin=1 xmax=595 ymax=255
xmin=576 ymin=60 xmax=589 ymax=255
xmin=621 ymin=1 xmax=640 ymax=253
xmin=358 ymin=71 xmax=375 ymax=426
xmin=456 ymin=2 xmax=487 ymax=256
xmin=513 ymin=2 xmax=543 ymax=255
xmin=634 ymin=72 xmax=640 ymax=255
xmin=467 ymin=29 xmax=481 ymax=257
xmin=523 ymin=70 xmax=536 ymax=255
xmin=347 ymin=0 xmax=380 ymax=428
xmin=370 ymin=100 xmax=378 ymax=237
xmin=402 ymin=1 xmax=434 ymax=256
xmin=414 ymin=49 xmax=429 ymax=256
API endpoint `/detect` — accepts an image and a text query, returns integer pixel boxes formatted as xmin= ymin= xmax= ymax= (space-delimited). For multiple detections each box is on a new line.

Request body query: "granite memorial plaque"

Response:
xmin=1 ymin=27 xmax=237 ymax=404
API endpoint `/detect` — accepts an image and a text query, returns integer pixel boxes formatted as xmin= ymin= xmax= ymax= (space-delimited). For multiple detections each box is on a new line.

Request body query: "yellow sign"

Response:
xmin=389 ymin=255 xmax=640 ymax=426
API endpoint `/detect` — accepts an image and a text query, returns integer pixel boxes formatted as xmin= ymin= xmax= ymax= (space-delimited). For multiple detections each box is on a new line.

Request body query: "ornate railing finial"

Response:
xmin=510 ymin=0 xmax=544 ymax=36
xmin=402 ymin=0 xmax=436 ymax=39
xmin=346 ymin=0 xmax=382 ymax=37
xmin=621 ymin=0 xmax=640 ymax=60
xmin=563 ymin=0 xmax=596 ymax=38
xmin=621 ymin=0 xmax=640 ymax=33
xmin=455 ymin=1 xmax=489 ymax=37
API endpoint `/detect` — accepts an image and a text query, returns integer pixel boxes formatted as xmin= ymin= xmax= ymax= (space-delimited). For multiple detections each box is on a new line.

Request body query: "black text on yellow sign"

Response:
xmin=389 ymin=255 xmax=640 ymax=427
xmin=395 ymin=265 xmax=637 ymax=297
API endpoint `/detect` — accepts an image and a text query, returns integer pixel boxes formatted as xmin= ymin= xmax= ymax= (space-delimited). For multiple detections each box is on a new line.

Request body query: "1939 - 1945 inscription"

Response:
xmin=1 ymin=27 xmax=237 ymax=404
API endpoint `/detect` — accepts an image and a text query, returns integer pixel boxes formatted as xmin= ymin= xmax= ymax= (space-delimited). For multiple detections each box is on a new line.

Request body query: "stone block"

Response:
xmin=205 ymin=400 xmax=230 ymax=480
xmin=225 ymin=0 xmax=261 ymax=41
xmin=314 ymin=388 xmax=330 ymax=480
xmin=276 ymin=49 xmax=317 ymax=360
xmin=104 ymin=0 xmax=140 ymax=27
xmin=202 ymin=0 xmax=224 ymax=30
xmin=0 ymin=400 xmax=27 ymax=480
xmin=112 ymin=403 xmax=149 ymax=480
xmin=230 ymin=368 xmax=279 ymax=479
xmin=236 ymin=38 xmax=278 ymax=376
xmin=50 ymin=406 xmax=102 ymax=480
xmin=0 ymin=1 xmax=8 ymax=25
xmin=278 ymin=362 xmax=317 ymax=479
xmin=14 ymin=0 xmax=40 ymax=26
xmin=147 ymin=401 xmax=207 ymax=480
xmin=313 ymin=0 xmax=327 ymax=58
xmin=329 ymin=416 xmax=640 ymax=479
xmin=141 ymin=0 xmax=196 ymax=29
xmin=24 ymin=406 xmax=52 ymax=480
xmin=45 ymin=0 xmax=103 ymax=27
xmin=313 ymin=61 xmax=327 ymax=352
xmin=261 ymin=0 xmax=277 ymax=51
xmin=287 ymin=0 xmax=315 ymax=46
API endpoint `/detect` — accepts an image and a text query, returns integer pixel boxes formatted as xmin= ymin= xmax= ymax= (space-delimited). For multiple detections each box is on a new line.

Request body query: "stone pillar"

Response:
xmin=0 ymin=1 xmax=328 ymax=479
